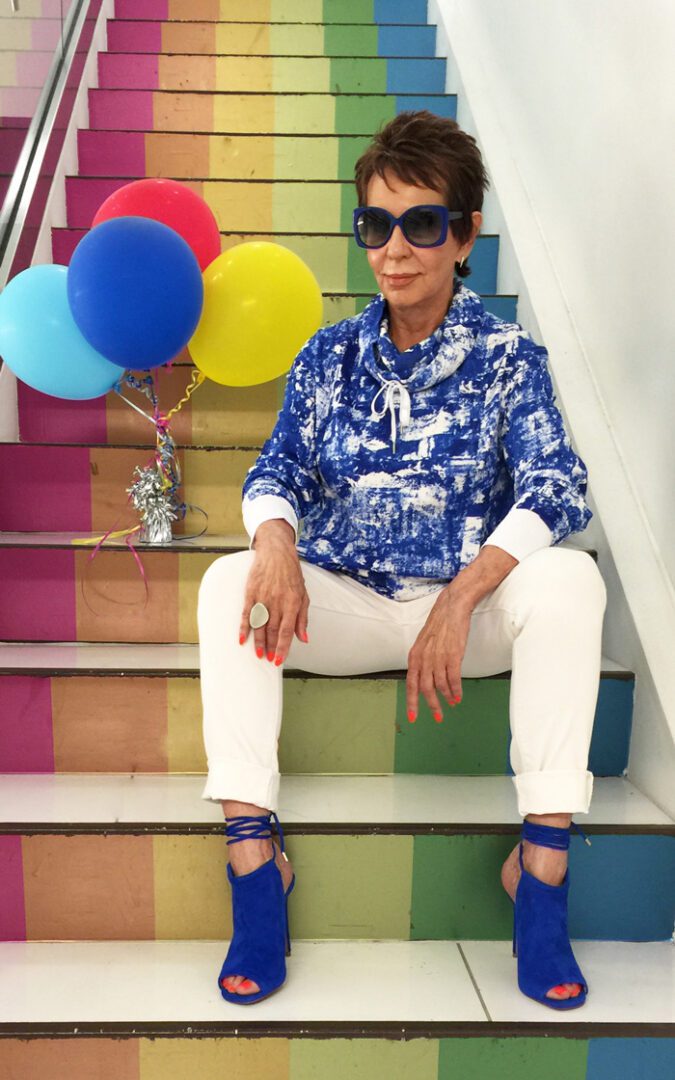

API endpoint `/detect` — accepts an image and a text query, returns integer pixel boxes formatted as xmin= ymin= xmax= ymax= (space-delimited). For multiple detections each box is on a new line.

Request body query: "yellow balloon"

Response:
xmin=188 ymin=241 xmax=323 ymax=387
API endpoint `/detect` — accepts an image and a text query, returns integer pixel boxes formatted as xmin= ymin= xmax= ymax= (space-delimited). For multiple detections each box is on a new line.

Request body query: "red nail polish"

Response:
xmin=434 ymin=712 xmax=443 ymax=722
xmin=267 ymin=651 xmax=274 ymax=661
xmin=239 ymin=634 xmax=245 ymax=645
xmin=407 ymin=710 xmax=416 ymax=722
xmin=274 ymin=655 xmax=283 ymax=666
xmin=256 ymin=647 xmax=264 ymax=659
xmin=302 ymin=630 xmax=309 ymax=642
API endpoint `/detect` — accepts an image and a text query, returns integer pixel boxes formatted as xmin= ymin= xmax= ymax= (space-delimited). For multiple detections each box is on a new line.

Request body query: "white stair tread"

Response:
xmin=0 ymin=773 xmax=670 ymax=826
xmin=0 ymin=640 xmax=631 ymax=675
xmin=0 ymin=940 xmax=671 ymax=1026
xmin=0 ymin=531 xmax=244 ymax=549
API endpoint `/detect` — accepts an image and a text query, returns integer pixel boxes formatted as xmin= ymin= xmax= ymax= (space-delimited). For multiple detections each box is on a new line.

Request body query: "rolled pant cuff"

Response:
xmin=512 ymin=769 xmax=594 ymax=817
xmin=201 ymin=758 xmax=280 ymax=812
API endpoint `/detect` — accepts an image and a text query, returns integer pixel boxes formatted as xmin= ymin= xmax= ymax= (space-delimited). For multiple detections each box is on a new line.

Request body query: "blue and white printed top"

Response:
xmin=242 ymin=280 xmax=592 ymax=601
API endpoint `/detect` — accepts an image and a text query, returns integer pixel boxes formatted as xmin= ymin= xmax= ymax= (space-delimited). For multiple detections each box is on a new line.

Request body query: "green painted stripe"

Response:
xmin=269 ymin=23 xmax=324 ymax=54
xmin=337 ymin=134 xmax=372 ymax=181
xmin=330 ymin=56 xmax=387 ymax=94
xmin=273 ymin=57 xmax=331 ymax=92
xmin=272 ymin=181 xmax=343 ymax=231
xmin=274 ymin=95 xmax=337 ymax=135
xmin=274 ymin=136 xmax=339 ymax=180
xmin=271 ymin=0 xmax=323 ymax=20
xmin=324 ymin=23 xmax=379 ymax=56
xmin=292 ymin=1038 xmax=439 ymax=1080
xmin=438 ymin=1038 xmax=588 ymax=1080
xmin=334 ymin=93 xmax=396 ymax=134
xmin=323 ymin=0 xmax=375 ymax=23
xmin=347 ymin=238 xmax=377 ymax=292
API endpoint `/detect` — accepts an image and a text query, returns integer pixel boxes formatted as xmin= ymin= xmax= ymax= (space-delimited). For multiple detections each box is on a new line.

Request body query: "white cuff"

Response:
xmin=481 ymin=507 xmax=553 ymax=562
xmin=242 ymin=494 xmax=299 ymax=550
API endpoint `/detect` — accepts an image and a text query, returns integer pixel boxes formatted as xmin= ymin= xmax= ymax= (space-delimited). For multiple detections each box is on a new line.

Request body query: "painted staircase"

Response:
xmin=0 ymin=0 xmax=673 ymax=1076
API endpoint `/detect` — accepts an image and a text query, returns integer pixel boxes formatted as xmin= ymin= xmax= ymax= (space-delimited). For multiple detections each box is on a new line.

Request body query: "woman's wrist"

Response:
xmin=252 ymin=519 xmax=297 ymax=551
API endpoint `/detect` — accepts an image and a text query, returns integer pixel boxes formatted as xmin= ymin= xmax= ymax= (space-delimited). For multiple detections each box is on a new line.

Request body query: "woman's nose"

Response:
xmin=384 ymin=224 xmax=412 ymax=258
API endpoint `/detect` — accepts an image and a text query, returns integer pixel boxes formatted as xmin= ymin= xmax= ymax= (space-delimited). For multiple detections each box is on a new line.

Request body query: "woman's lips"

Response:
xmin=384 ymin=274 xmax=417 ymax=287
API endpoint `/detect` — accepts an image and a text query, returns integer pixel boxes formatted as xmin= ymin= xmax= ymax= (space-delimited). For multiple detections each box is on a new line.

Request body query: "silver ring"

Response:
xmin=249 ymin=602 xmax=270 ymax=629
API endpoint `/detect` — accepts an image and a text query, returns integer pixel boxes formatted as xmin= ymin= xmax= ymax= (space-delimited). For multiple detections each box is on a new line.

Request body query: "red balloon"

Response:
xmin=92 ymin=178 xmax=221 ymax=271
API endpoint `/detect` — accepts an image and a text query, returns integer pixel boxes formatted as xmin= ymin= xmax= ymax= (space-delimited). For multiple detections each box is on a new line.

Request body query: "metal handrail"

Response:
xmin=0 ymin=0 xmax=90 ymax=290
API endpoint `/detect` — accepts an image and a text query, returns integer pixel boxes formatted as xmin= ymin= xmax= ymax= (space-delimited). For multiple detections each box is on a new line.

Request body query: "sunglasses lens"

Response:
xmin=356 ymin=209 xmax=392 ymax=248
xmin=403 ymin=206 xmax=445 ymax=246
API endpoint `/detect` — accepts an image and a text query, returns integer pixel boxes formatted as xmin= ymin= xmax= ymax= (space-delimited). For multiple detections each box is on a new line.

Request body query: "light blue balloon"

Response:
xmin=0 ymin=264 xmax=122 ymax=400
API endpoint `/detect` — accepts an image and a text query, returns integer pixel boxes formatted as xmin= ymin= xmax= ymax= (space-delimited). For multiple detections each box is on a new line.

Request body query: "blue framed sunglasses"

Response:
xmin=352 ymin=204 xmax=463 ymax=249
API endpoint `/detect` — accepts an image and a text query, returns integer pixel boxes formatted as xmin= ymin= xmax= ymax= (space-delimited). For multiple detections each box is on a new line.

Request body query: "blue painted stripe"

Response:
xmin=378 ymin=25 xmax=436 ymax=57
xmin=386 ymin=57 xmax=446 ymax=94
xmin=586 ymin=1038 xmax=675 ymax=1080
xmin=588 ymin=678 xmax=634 ymax=775
xmin=374 ymin=0 xmax=428 ymax=24
xmin=396 ymin=93 xmax=457 ymax=119
xmin=568 ymin=835 xmax=675 ymax=941
xmin=482 ymin=294 xmax=517 ymax=323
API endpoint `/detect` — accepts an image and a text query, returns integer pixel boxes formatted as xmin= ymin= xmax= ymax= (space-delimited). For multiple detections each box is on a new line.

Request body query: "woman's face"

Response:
xmin=364 ymin=170 xmax=482 ymax=317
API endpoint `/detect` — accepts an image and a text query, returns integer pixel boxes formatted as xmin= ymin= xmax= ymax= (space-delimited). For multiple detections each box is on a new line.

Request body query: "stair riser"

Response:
xmin=87 ymin=89 xmax=457 ymax=134
xmin=113 ymin=0 xmax=431 ymax=27
xmin=1 ymin=831 xmax=671 ymax=942
xmin=0 ymin=673 xmax=633 ymax=777
xmin=97 ymin=53 xmax=446 ymax=94
xmin=106 ymin=20 xmax=437 ymax=57
xmin=9 ymin=1034 xmax=673 ymax=1078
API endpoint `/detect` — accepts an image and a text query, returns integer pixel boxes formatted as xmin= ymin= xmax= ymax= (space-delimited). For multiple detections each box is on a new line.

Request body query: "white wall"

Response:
xmin=431 ymin=0 xmax=675 ymax=815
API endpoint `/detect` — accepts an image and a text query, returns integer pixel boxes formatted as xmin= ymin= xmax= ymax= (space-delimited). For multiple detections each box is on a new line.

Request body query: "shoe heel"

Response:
xmin=284 ymin=873 xmax=295 ymax=957
xmin=512 ymin=911 xmax=517 ymax=958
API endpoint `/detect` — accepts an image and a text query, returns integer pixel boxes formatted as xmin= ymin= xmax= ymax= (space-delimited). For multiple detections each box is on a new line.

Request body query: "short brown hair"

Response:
xmin=354 ymin=110 xmax=490 ymax=279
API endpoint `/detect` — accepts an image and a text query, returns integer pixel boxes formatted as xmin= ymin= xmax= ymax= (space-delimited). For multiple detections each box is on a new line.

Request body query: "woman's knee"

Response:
xmin=518 ymin=546 xmax=607 ymax=614
xmin=197 ymin=550 xmax=254 ymax=611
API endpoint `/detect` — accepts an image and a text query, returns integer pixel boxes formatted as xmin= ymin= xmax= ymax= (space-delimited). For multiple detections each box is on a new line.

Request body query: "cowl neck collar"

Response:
xmin=357 ymin=280 xmax=486 ymax=451
xmin=359 ymin=278 xmax=485 ymax=393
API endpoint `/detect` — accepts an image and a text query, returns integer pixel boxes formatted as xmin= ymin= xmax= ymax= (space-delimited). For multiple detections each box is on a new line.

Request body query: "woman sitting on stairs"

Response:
xmin=197 ymin=110 xmax=607 ymax=1011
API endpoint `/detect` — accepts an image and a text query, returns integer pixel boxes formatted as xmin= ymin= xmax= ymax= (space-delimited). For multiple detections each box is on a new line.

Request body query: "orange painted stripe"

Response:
xmin=74 ymin=548 xmax=180 ymax=644
xmin=158 ymin=54 xmax=216 ymax=92
xmin=0 ymin=1040 xmax=139 ymax=1078
xmin=152 ymin=91 xmax=214 ymax=134
xmin=144 ymin=132 xmax=210 ymax=178
xmin=161 ymin=21 xmax=216 ymax=54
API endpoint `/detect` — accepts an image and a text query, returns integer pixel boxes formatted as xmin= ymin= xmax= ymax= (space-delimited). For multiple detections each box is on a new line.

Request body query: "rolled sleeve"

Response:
xmin=242 ymin=494 xmax=299 ymax=550
xmin=481 ymin=506 xmax=553 ymax=562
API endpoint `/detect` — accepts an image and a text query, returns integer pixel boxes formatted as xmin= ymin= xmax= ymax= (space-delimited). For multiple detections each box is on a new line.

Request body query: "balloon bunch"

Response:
xmin=0 ymin=177 xmax=324 ymax=546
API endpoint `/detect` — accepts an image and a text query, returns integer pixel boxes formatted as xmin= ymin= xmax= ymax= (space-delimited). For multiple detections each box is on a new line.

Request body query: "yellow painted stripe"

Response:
xmin=219 ymin=0 xmax=271 ymax=19
xmin=274 ymin=95 xmax=336 ymax=135
xmin=212 ymin=93 xmax=276 ymax=133
xmin=272 ymin=56 xmax=330 ymax=92
xmin=140 ymin=1036 xmax=290 ymax=1079
xmin=208 ymin=134 xmax=275 ymax=179
xmin=203 ymin=180 xmax=274 ymax=232
xmin=214 ymin=56 xmax=273 ymax=92
xmin=214 ymin=23 xmax=271 ymax=54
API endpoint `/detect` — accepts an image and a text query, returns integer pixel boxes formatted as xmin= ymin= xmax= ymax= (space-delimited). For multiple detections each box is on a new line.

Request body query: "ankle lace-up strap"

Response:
xmin=224 ymin=811 xmax=288 ymax=857
xmin=522 ymin=819 xmax=592 ymax=849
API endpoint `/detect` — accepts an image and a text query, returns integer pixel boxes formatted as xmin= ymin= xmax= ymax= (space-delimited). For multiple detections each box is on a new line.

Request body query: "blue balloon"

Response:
xmin=67 ymin=215 xmax=204 ymax=370
xmin=0 ymin=264 xmax=123 ymax=400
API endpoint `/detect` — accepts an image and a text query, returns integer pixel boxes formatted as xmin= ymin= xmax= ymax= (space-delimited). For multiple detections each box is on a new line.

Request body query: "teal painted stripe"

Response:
xmin=586 ymin=1039 xmax=675 ymax=1080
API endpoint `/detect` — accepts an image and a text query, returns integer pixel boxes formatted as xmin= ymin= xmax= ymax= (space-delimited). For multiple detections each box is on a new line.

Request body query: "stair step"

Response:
xmin=113 ymin=0 xmax=432 ymax=27
xmin=106 ymin=19 xmax=438 ymax=58
xmin=87 ymin=88 xmax=458 ymax=133
xmin=0 ymin=776 xmax=672 ymax=943
xmin=0 ymin=940 xmax=672 ymax=1034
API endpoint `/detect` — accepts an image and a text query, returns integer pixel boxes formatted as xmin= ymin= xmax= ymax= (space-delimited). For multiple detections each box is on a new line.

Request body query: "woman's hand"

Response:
xmin=239 ymin=520 xmax=310 ymax=665
xmin=406 ymin=587 xmax=473 ymax=722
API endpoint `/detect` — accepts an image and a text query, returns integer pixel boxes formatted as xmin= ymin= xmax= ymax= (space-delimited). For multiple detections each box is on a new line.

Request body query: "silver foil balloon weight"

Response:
xmin=127 ymin=462 xmax=178 ymax=545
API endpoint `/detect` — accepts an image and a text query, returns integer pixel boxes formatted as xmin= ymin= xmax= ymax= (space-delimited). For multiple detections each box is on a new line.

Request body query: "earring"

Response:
xmin=459 ymin=256 xmax=466 ymax=268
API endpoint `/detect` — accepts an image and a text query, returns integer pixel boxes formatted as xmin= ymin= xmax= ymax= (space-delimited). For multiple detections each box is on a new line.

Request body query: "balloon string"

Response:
xmin=163 ymin=368 xmax=205 ymax=424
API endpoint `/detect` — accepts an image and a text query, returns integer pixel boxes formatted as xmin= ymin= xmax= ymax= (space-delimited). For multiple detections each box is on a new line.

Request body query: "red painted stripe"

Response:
xmin=0 ymin=676 xmax=54 ymax=772
xmin=98 ymin=52 xmax=159 ymax=91
xmin=107 ymin=19 xmax=163 ymax=53
xmin=0 ymin=445 xmax=92 ymax=531
xmin=78 ymin=130 xmax=146 ymax=177
xmin=88 ymin=88 xmax=155 ymax=132
xmin=0 ymin=549 xmax=77 ymax=642
xmin=0 ymin=837 xmax=26 ymax=942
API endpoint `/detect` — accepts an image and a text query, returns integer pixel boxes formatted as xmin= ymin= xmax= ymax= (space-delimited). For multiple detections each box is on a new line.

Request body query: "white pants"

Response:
xmin=198 ymin=547 xmax=607 ymax=817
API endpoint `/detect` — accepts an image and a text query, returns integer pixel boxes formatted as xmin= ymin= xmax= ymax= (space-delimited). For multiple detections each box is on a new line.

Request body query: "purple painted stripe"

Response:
xmin=107 ymin=19 xmax=163 ymax=53
xmin=0 ymin=445 xmax=92 ymax=531
xmin=115 ymin=0 xmax=168 ymax=18
xmin=17 ymin=377 xmax=108 ymax=444
xmin=88 ymin=88 xmax=154 ymax=132
xmin=0 ymin=837 xmax=26 ymax=942
xmin=0 ymin=676 xmax=54 ymax=772
xmin=0 ymin=549 xmax=77 ymax=642
xmin=51 ymin=227 xmax=85 ymax=265
xmin=98 ymin=52 xmax=159 ymax=91
xmin=66 ymin=176 xmax=129 ymax=228
xmin=78 ymin=130 xmax=145 ymax=177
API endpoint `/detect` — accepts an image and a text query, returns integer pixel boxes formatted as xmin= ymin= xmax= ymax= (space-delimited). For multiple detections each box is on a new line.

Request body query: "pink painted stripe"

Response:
xmin=0 ymin=549 xmax=77 ymax=642
xmin=88 ymin=88 xmax=154 ymax=132
xmin=0 ymin=446 xmax=92 ymax=531
xmin=78 ymin=130 xmax=145 ymax=177
xmin=115 ymin=0 xmax=168 ymax=18
xmin=0 ymin=837 xmax=26 ymax=942
xmin=51 ymin=227 xmax=85 ymax=264
xmin=31 ymin=20 xmax=61 ymax=51
xmin=107 ymin=19 xmax=163 ymax=53
xmin=98 ymin=52 xmax=159 ymax=91
xmin=1 ymin=86 xmax=42 ymax=119
xmin=15 ymin=51 xmax=53 ymax=89
xmin=17 ymin=377 xmax=108 ymax=444
xmin=66 ymin=176 xmax=129 ymax=228
xmin=0 ymin=128 xmax=26 ymax=173
xmin=0 ymin=676 xmax=54 ymax=772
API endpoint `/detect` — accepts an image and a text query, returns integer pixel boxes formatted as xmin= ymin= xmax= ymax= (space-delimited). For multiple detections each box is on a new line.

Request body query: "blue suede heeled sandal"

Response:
xmin=512 ymin=819 xmax=591 ymax=1011
xmin=218 ymin=811 xmax=296 ymax=1006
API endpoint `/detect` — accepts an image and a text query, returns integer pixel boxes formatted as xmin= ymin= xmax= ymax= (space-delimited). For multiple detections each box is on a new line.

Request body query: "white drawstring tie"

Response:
xmin=371 ymin=379 xmax=411 ymax=453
